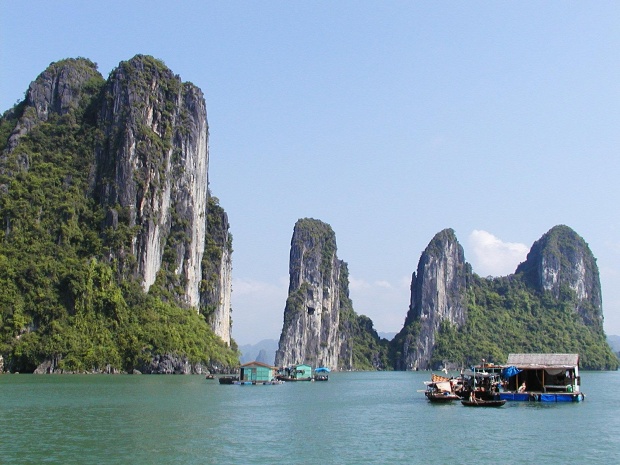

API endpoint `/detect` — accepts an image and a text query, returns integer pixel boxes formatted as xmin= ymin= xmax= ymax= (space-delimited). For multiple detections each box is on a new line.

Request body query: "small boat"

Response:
xmin=205 ymin=374 xmax=215 ymax=380
xmin=426 ymin=391 xmax=461 ymax=403
xmin=424 ymin=373 xmax=463 ymax=402
xmin=461 ymin=398 xmax=506 ymax=407
xmin=276 ymin=364 xmax=313 ymax=382
xmin=218 ymin=376 xmax=239 ymax=385
xmin=313 ymin=366 xmax=330 ymax=381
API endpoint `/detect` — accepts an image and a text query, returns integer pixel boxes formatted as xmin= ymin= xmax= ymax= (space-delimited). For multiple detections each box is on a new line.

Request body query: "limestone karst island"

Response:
xmin=0 ymin=56 xmax=617 ymax=374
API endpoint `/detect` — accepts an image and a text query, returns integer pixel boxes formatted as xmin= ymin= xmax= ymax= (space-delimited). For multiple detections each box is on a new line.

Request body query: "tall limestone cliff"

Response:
xmin=275 ymin=218 xmax=388 ymax=371
xmin=275 ymin=219 xmax=342 ymax=369
xmin=391 ymin=229 xmax=469 ymax=370
xmin=391 ymin=225 xmax=617 ymax=371
xmin=0 ymin=56 xmax=236 ymax=373
xmin=95 ymin=55 xmax=208 ymax=309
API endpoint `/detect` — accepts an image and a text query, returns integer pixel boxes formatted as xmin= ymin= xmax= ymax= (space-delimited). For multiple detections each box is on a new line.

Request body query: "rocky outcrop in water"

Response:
xmin=391 ymin=225 xmax=616 ymax=371
xmin=275 ymin=218 xmax=388 ymax=370
xmin=275 ymin=219 xmax=342 ymax=369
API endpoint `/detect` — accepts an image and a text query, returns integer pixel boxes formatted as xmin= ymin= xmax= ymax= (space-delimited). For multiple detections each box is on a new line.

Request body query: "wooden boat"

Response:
xmin=461 ymin=398 xmax=506 ymax=407
xmin=275 ymin=375 xmax=313 ymax=382
xmin=426 ymin=391 xmax=461 ymax=403
xmin=218 ymin=376 xmax=239 ymax=385
xmin=424 ymin=373 xmax=463 ymax=402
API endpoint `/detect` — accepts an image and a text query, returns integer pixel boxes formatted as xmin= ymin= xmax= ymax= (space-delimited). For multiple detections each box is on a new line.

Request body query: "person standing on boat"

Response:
xmin=518 ymin=382 xmax=527 ymax=393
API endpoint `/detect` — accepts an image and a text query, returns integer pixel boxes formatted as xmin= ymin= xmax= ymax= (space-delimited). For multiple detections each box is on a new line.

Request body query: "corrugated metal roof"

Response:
xmin=506 ymin=353 xmax=579 ymax=368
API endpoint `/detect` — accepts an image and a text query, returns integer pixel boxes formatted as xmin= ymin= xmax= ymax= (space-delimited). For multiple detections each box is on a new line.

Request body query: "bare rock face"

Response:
xmin=94 ymin=55 xmax=208 ymax=309
xmin=275 ymin=219 xmax=342 ymax=369
xmin=393 ymin=229 xmax=469 ymax=370
xmin=200 ymin=198 xmax=233 ymax=345
xmin=516 ymin=225 xmax=603 ymax=329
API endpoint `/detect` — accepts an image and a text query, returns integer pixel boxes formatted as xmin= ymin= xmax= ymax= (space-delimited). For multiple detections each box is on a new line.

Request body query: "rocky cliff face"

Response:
xmin=392 ymin=225 xmax=613 ymax=370
xmin=200 ymin=197 xmax=233 ymax=345
xmin=0 ymin=56 xmax=239 ymax=373
xmin=94 ymin=55 xmax=208 ymax=309
xmin=275 ymin=219 xmax=343 ymax=369
xmin=275 ymin=218 xmax=388 ymax=370
xmin=516 ymin=225 xmax=603 ymax=330
xmin=393 ymin=229 xmax=469 ymax=370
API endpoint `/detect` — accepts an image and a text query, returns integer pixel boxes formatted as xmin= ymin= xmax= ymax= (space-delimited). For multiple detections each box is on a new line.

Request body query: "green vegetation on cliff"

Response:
xmin=430 ymin=274 xmax=618 ymax=370
xmin=0 ymin=57 xmax=238 ymax=373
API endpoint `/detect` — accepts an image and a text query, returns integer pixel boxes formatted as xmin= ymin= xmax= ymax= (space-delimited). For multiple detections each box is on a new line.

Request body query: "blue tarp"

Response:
xmin=314 ymin=367 xmax=330 ymax=373
xmin=501 ymin=366 xmax=522 ymax=379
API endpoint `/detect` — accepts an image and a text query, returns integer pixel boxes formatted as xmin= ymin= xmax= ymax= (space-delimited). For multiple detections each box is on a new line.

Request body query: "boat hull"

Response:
xmin=426 ymin=392 xmax=461 ymax=403
xmin=461 ymin=399 xmax=506 ymax=407
xmin=275 ymin=376 xmax=313 ymax=382
xmin=499 ymin=392 xmax=585 ymax=402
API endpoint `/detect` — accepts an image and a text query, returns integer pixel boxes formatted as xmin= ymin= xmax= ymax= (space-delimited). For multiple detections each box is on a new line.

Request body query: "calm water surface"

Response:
xmin=1 ymin=370 xmax=619 ymax=464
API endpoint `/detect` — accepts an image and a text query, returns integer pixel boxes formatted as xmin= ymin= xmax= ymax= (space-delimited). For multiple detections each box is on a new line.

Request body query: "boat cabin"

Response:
xmin=293 ymin=364 xmax=312 ymax=379
xmin=239 ymin=361 xmax=276 ymax=384
xmin=462 ymin=364 xmax=502 ymax=400
xmin=276 ymin=363 xmax=313 ymax=381
xmin=499 ymin=353 xmax=584 ymax=402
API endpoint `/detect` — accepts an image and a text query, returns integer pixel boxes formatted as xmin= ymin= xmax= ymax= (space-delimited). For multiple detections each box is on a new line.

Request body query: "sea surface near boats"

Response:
xmin=1 ymin=371 xmax=619 ymax=464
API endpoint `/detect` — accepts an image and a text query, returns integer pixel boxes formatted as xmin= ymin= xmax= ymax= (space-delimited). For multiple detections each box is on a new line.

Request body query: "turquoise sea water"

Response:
xmin=1 ymin=370 xmax=619 ymax=464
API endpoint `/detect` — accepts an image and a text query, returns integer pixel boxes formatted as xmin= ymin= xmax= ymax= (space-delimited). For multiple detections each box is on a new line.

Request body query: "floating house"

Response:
xmin=499 ymin=353 xmax=585 ymax=402
xmin=237 ymin=361 xmax=277 ymax=385
xmin=276 ymin=363 xmax=313 ymax=381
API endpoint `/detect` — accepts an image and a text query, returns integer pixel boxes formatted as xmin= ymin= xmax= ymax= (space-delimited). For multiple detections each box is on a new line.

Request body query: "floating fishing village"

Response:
xmin=423 ymin=353 xmax=585 ymax=407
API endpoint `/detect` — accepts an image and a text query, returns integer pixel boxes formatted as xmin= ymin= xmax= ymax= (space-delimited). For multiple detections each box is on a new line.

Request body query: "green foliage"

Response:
xmin=430 ymin=275 xmax=618 ymax=370
xmin=0 ymin=58 xmax=238 ymax=373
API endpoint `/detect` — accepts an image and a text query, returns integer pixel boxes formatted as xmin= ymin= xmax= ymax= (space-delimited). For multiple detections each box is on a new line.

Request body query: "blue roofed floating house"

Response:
xmin=313 ymin=366 xmax=330 ymax=381
xmin=499 ymin=353 xmax=585 ymax=402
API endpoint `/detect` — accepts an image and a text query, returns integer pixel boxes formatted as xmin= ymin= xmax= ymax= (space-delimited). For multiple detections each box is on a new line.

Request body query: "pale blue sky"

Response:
xmin=2 ymin=2 xmax=620 ymax=344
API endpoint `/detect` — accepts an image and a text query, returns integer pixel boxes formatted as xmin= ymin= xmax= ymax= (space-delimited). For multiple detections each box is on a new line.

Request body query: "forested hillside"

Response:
xmin=0 ymin=57 xmax=238 ymax=373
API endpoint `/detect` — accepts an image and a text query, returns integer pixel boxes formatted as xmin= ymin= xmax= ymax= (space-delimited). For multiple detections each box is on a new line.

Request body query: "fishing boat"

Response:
xmin=460 ymin=360 xmax=503 ymax=401
xmin=426 ymin=390 xmax=461 ymax=403
xmin=313 ymin=366 xmax=330 ymax=381
xmin=424 ymin=373 xmax=463 ymax=402
xmin=461 ymin=398 xmax=506 ymax=407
